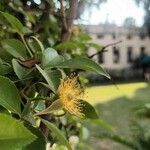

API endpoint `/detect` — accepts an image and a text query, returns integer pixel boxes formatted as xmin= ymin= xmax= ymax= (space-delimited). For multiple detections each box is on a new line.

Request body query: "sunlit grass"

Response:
xmin=85 ymin=82 xmax=148 ymax=104
xmin=85 ymin=82 xmax=150 ymax=149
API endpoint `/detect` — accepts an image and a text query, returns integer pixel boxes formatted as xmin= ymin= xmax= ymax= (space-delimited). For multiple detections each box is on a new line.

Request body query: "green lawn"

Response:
xmin=84 ymin=82 xmax=150 ymax=150
xmin=85 ymin=82 xmax=149 ymax=104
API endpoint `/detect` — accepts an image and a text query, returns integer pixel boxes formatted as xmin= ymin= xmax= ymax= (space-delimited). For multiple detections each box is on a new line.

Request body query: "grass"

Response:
xmin=84 ymin=82 xmax=150 ymax=150
xmin=85 ymin=82 xmax=149 ymax=104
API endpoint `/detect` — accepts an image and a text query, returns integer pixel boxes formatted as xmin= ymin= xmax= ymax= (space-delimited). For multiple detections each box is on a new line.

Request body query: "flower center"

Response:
xmin=67 ymin=93 xmax=74 ymax=101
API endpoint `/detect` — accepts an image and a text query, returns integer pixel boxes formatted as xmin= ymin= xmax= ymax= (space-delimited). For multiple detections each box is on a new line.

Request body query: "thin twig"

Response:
xmin=20 ymin=35 xmax=33 ymax=57
xmin=89 ymin=40 xmax=122 ymax=58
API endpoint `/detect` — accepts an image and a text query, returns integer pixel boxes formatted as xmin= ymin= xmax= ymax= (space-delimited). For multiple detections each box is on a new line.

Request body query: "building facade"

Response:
xmin=86 ymin=24 xmax=150 ymax=71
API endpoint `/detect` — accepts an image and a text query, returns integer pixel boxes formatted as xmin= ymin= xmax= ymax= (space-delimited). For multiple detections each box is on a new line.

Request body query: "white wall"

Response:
xmin=87 ymin=25 xmax=150 ymax=70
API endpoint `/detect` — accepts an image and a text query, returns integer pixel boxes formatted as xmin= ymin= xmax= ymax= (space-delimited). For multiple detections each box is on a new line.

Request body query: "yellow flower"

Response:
xmin=58 ymin=74 xmax=84 ymax=116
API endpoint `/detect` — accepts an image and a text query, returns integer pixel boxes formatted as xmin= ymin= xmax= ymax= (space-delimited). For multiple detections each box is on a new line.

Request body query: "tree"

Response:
xmin=123 ymin=17 xmax=136 ymax=27
xmin=135 ymin=0 xmax=150 ymax=36
xmin=77 ymin=0 xmax=107 ymax=20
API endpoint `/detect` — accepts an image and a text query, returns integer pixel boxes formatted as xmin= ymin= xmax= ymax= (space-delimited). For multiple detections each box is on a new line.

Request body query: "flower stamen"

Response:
xmin=58 ymin=74 xmax=84 ymax=116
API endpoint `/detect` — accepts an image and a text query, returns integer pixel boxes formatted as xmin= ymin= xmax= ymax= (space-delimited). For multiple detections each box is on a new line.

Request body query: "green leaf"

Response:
xmin=0 ymin=48 xmax=13 ymax=63
xmin=0 ymin=114 xmax=37 ymax=150
xmin=0 ymin=59 xmax=11 ymax=75
xmin=0 ymin=64 xmax=11 ymax=75
xmin=79 ymin=100 xmax=99 ymax=119
xmin=35 ymin=100 xmax=63 ymax=116
xmin=1 ymin=39 xmax=28 ymax=59
xmin=0 ymin=76 xmax=21 ymax=115
xmin=0 ymin=12 xmax=10 ymax=26
xmin=79 ymin=32 xmax=91 ymax=41
xmin=12 ymin=59 xmax=32 ymax=79
xmin=0 ymin=11 xmax=28 ymax=35
xmin=23 ymin=12 xmax=36 ymax=24
xmin=13 ymin=5 xmax=36 ymax=24
xmin=0 ymin=105 xmax=9 ymax=114
xmin=36 ymin=65 xmax=61 ymax=93
xmin=55 ymin=41 xmax=78 ymax=50
xmin=41 ymin=119 xmax=72 ymax=150
xmin=22 ymin=124 xmax=46 ymax=150
xmin=46 ymin=55 xmax=63 ymax=68
xmin=42 ymin=48 xmax=63 ymax=68
xmin=22 ymin=101 xmax=32 ymax=117
xmin=46 ymin=69 xmax=62 ymax=90
xmin=22 ymin=27 xmax=32 ymax=34
xmin=31 ymin=36 xmax=44 ymax=52
xmin=51 ymin=57 xmax=110 ymax=79
xmin=88 ymin=43 xmax=103 ymax=50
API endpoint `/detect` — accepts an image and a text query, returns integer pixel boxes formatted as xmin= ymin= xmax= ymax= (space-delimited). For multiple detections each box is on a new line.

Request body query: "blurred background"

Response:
xmin=0 ymin=0 xmax=150 ymax=149
xmin=80 ymin=0 xmax=150 ymax=149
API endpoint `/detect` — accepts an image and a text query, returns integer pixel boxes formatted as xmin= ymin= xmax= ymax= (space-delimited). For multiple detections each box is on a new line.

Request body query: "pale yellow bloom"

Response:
xmin=58 ymin=74 xmax=83 ymax=116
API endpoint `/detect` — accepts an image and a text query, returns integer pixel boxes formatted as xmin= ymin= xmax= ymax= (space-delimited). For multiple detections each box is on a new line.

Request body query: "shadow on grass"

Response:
xmin=133 ymin=84 xmax=150 ymax=102
xmin=86 ymin=84 xmax=150 ymax=150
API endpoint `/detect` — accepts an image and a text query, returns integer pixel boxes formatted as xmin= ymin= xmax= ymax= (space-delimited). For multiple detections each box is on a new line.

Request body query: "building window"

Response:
xmin=127 ymin=34 xmax=132 ymax=39
xmin=112 ymin=33 xmax=116 ymax=39
xmin=113 ymin=47 xmax=120 ymax=63
xmin=127 ymin=47 xmax=133 ymax=63
xmin=139 ymin=33 xmax=145 ymax=40
xmin=98 ymin=52 xmax=104 ymax=63
xmin=97 ymin=34 xmax=104 ymax=39
xmin=140 ymin=46 xmax=145 ymax=57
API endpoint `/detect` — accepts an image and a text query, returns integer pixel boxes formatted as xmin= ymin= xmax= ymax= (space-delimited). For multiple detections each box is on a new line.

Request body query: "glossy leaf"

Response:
xmin=36 ymin=65 xmax=61 ymax=93
xmin=0 ymin=114 xmax=37 ymax=150
xmin=22 ymin=27 xmax=32 ymax=34
xmin=0 ymin=105 xmax=9 ymax=114
xmin=0 ymin=64 xmax=11 ymax=75
xmin=1 ymin=39 xmax=27 ymax=59
xmin=0 ymin=59 xmax=11 ymax=75
xmin=46 ymin=69 xmax=62 ymax=90
xmin=45 ymin=55 xmax=63 ymax=68
xmin=42 ymin=48 xmax=58 ymax=67
xmin=22 ymin=124 xmax=46 ymax=150
xmin=42 ymin=48 xmax=63 ymax=68
xmin=79 ymin=100 xmax=99 ymax=119
xmin=35 ymin=100 xmax=63 ymax=116
xmin=41 ymin=119 xmax=72 ymax=150
xmin=0 ymin=48 xmax=13 ymax=63
xmin=12 ymin=59 xmax=32 ymax=79
xmin=0 ymin=76 xmax=21 ymax=115
xmin=0 ymin=11 xmax=29 ymax=34
xmin=53 ymin=57 xmax=110 ymax=79
xmin=31 ymin=36 xmax=44 ymax=51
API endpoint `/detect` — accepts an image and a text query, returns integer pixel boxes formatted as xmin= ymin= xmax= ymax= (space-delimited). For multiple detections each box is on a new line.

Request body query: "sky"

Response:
xmin=81 ymin=0 xmax=145 ymax=26
xmin=33 ymin=0 xmax=145 ymax=27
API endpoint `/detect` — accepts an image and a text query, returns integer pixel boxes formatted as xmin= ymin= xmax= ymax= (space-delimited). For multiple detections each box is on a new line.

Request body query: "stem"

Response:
xmin=89 ymin=40 xmax=122 ymax=58
xmin=20 ymin=35 xmax=33 ymax=57
xmin=30 ymin=97 xmax=48 ymax=101
xmin=13 ymin=77 xmax=34 ymax=83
